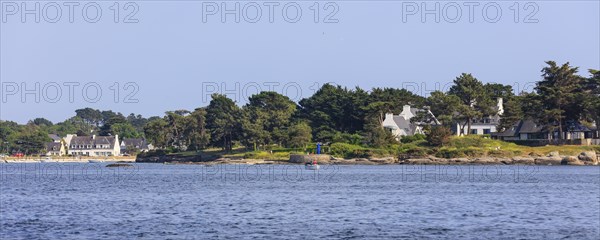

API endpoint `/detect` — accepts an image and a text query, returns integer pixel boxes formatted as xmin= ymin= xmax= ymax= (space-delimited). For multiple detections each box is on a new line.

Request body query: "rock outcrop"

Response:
xmin=136 ymin=154 xmax=203 ymax=163
xmin=369 ymin=157 xmax=396 ymax=164
xmin=548 ymin=151 xmax=560 ymax=158
xmin=534 ymin=157 xmax=562 ymax=165
xmin=578 ymin=151 xmax=598 ymax=165
xmin=106 ymin=163 xmax=133 ymax=167
xmin=561 ymin=156 xmax=584 ymax=165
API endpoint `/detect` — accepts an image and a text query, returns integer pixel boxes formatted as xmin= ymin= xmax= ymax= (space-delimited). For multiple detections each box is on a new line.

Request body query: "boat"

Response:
xmin=88 ymin=159 xmax=103 ymax=163
xmin=305 ymin=164 xmax=320 ymax=170
xmin=305 ymin=159 xmax=320 ymax=170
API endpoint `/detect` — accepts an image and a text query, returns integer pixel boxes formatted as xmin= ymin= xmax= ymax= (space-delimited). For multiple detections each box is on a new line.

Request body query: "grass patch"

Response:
xmin=437 ymin=135 xmax=595 ymax=158
xmin=141 ymin=136 xmax=598 ymax=161
xmin=242 ymin=151 xmax=289 ymax=160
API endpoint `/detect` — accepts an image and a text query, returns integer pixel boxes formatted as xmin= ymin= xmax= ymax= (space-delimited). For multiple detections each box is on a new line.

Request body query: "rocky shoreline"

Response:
xmin=136 ymin=151 xmax=599 ymax=166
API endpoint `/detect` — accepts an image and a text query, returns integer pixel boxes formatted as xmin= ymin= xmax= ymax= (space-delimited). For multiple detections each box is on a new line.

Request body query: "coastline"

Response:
xmin=3 ymin=152 xmax=597 ymax=166
xmin=1 ymin=157 xmax=136 ymax=163
xmin=135 ymin=152 xmax=599 ymax=166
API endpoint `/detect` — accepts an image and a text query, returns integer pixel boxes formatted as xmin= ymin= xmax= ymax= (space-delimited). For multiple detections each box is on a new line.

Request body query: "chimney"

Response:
xmin=400 ymin=105 xmax=413 ymax=119
xmin=385 ymin=113 xmax=394 ymax=121
xmin=403 ymin=105 xmax=411 ymax=113
xmin=497 ymin=97 xmax=504 ymax=115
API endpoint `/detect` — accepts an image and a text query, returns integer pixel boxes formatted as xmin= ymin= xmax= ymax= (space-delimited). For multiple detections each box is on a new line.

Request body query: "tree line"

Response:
xmin=1 ymin=61 xmax=598 ymax=155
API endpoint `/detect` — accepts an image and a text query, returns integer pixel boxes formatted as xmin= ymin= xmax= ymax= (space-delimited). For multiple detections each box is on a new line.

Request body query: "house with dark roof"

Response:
xmin=493 ymin=119 xmax=600 ymax=145
xmin=45 ymin=134 xmax=66 ymax=156
xmin=68 ymin=135 xmax=121 ymax=156
xmin=120 ymin=138 xmax=153 ymax=154
xmin=382 ymin=105 xmax=439 ymax=141
xmin=45 ymin=142 xmax=66 ymax=156
xmin=48 ymin=134 xmax=62 ymax=143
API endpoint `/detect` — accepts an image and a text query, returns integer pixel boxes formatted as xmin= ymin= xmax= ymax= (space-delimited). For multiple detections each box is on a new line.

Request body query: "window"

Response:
xmin=471 ymin=129 xmax=478 ymax=135
xmin=483 ymin=129 xmax=491 ymax=134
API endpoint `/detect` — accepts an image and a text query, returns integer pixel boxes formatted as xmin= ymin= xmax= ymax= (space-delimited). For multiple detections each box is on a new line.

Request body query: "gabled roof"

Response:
xmin=48 ymin=134 xmax=62 ymax=142
xmin=519 ymin=119 xmax=545 ymax=133
xmin=121 ymin=138 xmax=148 ymax=149
xmin=495 ymin=119 xmax=596 ymax=137
xmin=71 ymin=136 xmax=116 ymax=146
xmin=565 ymin=121 xmax=593 ymax=132
xmin=45 ymin=142 xmax=62 ymax=151
xmin=410 ymin=108 xmax=418 ymax=117
xmin=393 ymin=116 xmax=410 ymax=130
xmin=393 ymin=116 xmax=418 ymax=135
xmin=494 ymin=120 xmax=522 ymax=137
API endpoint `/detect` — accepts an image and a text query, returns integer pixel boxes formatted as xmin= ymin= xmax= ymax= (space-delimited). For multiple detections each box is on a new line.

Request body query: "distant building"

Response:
xmin=45 ymin=134 xmax=66 ymax=156
xmin=382 ymin=105 xmax=439 ymax=141
xmin=493 ymin=119 xmax=600 ymax=145
xmin=48 ymin=134 xmax=62 ymax=143
xmin=68 ymin=135 xmax=120 ymax=156
xmin=453 ymin=98 xmax=504 ymax=136
xmin=120 ymin=138 xmax=153 ymax=154
xmin=45 ymin=142 xmax=66 ymax=156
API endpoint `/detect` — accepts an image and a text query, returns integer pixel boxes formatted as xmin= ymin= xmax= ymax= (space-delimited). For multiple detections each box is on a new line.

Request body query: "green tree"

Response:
xmin=126 ymin=113 xmax=148 ymax=134
xmin=206 ymin=94 xmax=240 ymax=152
xmin=242 ymin=92 xmax=297 ymax=148
xmin=110 ymin=122 xmax=141 ymax=139
xmin=99 ymin=116 xmax=127 ymax=136
xmin=144 ymin=118 xmax=169 ymax=149
xmin=31 ymin=118 xmax=53 ymax=126
xmin=426 ymin=91 xmax=461 ymax=127
xmin=299 ymin=84 xmax=369 ymax=142
xmin=484 ymin=83 xmax=514 ymax=100
xmin=186 ymin=108 xmax=211 ymax=151
xmin=530 ymin=61 xmax=583 ymax=140
xmin=75 ymin=108 xmax=102 ymax=126
xmin=581 ymin=69 xmax=600 ymax=124
xmin=13 ymin=127 xmax=51 ymax=155
xmin=363 ymin=120 xmax=396 ymax=147
xmin=448 ymin=73 xmax=495 ymax=135
xmin=426 ymin=126 xmax=453 ymax=147
xmin=497 ymin=95 xmax=524 ymax=132
xmin=164 ymin=110 xmax=190 ymax=150
xmin=287 ymin=122 xmax=312 ymax=148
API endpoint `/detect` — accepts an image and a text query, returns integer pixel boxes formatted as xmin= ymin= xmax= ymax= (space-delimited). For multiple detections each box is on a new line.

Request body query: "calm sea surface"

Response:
xmin=1 ymin=163 xmax=599 ymax=239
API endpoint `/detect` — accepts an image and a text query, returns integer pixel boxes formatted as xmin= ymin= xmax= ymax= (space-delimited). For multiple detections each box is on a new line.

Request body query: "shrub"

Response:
xmin=447 ymin=135 xmax=485 ymax=148
xmin=400 ymin=134 xmax=426 ymax=144
xmin=332 ymin=132 xmax=364 ymax=145
xmin=397 ymin=144 xmax=430 ymax=158
xmin=139 ymin=149 xmax=170 ymax=157
xmin=436 ymin=147 xmax=465 ymax=158
xmin=368 ymin=148 xmax=392 ymax=157
xmin=330 ymin=143 xmax=367 ymax=158
xmin=462 ymin=147 xmax=485 ymax=157
xmin=426 ymin=126 xmax=453 ymax=146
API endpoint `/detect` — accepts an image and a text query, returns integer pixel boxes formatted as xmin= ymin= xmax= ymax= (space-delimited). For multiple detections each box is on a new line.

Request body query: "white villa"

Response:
xmin=383 ymin=105 xmax=439 ymax=141
xmin=44 ymin=134 xmax=66 ymax=156
xmin=69 ymin=135 xmax=121 ymax=156
xmin=453 ymin=98 xmax=504 ymax=136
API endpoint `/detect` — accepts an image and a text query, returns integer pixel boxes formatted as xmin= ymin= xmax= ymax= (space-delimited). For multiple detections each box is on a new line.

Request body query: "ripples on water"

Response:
xmin=0 ymin=163 xmax=599 ymax=239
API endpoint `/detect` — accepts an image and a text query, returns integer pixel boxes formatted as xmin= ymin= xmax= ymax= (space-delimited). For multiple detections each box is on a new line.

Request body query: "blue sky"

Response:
xmin=1 ymin=1 xmax=599 ymax=123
